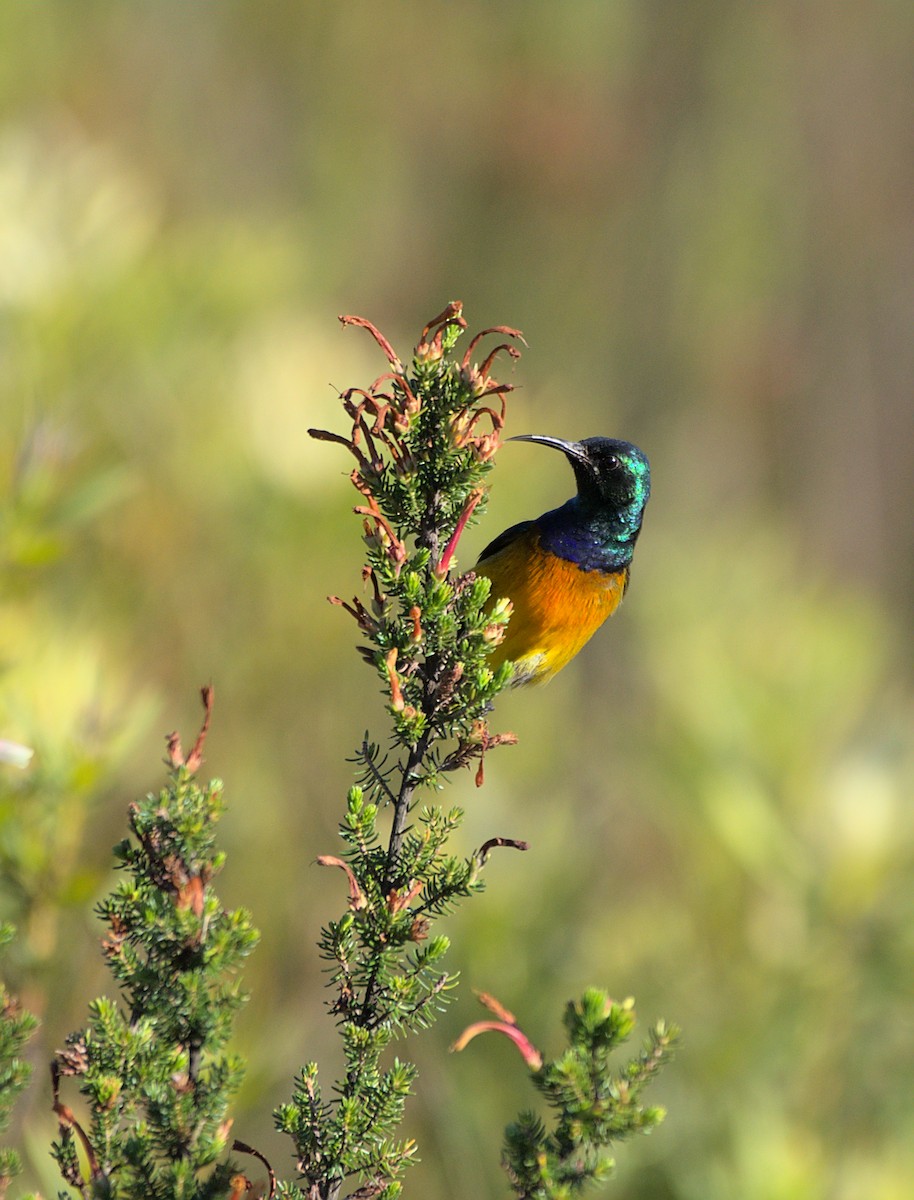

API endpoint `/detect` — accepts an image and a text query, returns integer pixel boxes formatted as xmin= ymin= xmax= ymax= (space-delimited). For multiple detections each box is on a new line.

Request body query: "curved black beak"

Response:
xmin=507 ymin=434 xmax=589 ymax=466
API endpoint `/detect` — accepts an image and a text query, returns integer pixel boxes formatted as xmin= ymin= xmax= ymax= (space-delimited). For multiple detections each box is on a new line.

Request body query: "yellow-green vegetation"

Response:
xmin=1 ymin=4 xmax=913 ymax=1198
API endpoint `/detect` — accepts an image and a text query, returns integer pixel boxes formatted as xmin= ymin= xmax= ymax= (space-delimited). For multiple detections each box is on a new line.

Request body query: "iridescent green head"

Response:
xmin=511 ymin=434 xmax=650 ymax=513
xmin=510 ymin=434 xmax=651 ymax=571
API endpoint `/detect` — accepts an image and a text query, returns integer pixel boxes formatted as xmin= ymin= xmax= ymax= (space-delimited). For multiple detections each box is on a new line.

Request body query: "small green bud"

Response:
xmin=423 ymin=935 xmax=449 ymax=962
xmin=488 ymin=596 xmax=513 ymax=624
xmin=93 ymin=1074 xmax=122 ymax=1110
xmin=470 ymin=575 xmax=492 ymax=606
xmin=403 ymin=572 xmax=423 ymax=603
xmin=337 ymin=911 xmax=355 ymax=936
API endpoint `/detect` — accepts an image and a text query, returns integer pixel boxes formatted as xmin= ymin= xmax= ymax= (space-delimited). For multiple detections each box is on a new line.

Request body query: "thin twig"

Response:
xmin=357 ymin=738 xmax=398 ymax=807
xmin=233 ymin=1140 xmax=277 ymax=1199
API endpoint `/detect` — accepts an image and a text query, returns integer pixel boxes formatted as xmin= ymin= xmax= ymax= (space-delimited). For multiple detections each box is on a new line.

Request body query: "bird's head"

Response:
xmin=509 ymin=434 xmax=651 ymax=515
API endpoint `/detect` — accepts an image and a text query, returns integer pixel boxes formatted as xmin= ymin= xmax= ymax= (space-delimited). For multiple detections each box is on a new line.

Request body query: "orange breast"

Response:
xmin=477 ymin=530 xmax=628 ymax=684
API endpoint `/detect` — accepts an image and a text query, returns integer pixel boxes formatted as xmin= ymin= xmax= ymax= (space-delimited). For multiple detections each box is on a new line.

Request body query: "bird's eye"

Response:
xmin=605 ymin=454 xmax=620 ymax=471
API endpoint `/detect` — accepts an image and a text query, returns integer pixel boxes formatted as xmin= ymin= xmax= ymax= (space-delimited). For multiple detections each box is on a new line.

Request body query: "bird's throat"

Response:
xmin=536 ymin=499 xmax=640 ymax=573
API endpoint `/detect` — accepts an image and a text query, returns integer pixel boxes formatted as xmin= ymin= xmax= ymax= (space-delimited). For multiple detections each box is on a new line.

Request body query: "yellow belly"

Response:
xmin=477 ymin=532 xmax=628 ymax=685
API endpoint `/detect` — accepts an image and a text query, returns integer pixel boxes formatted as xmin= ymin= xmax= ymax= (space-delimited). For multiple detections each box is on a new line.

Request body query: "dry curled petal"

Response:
xmin=316 ymin=856 xmax=366 ymax=911
xmin=339 ymin=313 xmax=403 ymax=371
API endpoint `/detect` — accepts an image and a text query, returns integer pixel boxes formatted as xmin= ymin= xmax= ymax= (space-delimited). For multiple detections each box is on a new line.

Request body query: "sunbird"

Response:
xmin=476 ymin=435 xmax=651 ymax=685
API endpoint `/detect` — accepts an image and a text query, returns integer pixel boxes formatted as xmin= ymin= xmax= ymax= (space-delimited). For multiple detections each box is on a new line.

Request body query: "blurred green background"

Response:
xmin=2 ymin=3 xmax=913 ymax=1197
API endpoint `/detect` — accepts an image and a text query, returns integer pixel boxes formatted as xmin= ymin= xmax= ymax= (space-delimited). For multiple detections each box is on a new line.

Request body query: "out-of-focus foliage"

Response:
xmin=0 ymin=3 xmax=912 ymax=1198
xmin=0 ymin=924 xmax=38 ymax=1193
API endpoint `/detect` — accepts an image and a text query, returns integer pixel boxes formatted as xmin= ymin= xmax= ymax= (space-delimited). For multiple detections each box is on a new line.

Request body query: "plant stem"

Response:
xmin=358 ymin=727 xmax=434 ymax=1030
xmin=382 ymin=637 xmax=444 ymax=892
xmin=383 ymin=731 xmax=431 ymax=892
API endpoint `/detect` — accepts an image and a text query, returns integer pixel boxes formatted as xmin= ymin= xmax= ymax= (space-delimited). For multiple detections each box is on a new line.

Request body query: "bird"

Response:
xmin=475 ymin=435 xmax=651 ymax=686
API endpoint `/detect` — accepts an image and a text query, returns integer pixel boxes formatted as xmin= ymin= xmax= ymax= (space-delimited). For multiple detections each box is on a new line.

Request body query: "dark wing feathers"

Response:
xmin=476 ymin=519 xmax=535 ymax=564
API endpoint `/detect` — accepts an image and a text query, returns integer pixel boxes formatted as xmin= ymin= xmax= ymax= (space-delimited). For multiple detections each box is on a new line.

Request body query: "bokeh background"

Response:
xmin=2 ymin=4 xmax=913 ymax=1197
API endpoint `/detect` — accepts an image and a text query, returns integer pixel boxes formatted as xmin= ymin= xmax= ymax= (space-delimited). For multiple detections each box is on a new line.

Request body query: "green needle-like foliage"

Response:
xmin=277 ymin=305 xmax=526 ymax=1200
xmin=310 ymin=302 xmax=522 ymax=784
xmin=504 ymin=990 xmax=677 ymax=1199
xmin=454 ymin=988 xmax=675 ymax=1199
xmin=50 ymin=689 xmax=259 ymax=1200
xmin=0 ymin=924 xmax=38 ymax=1196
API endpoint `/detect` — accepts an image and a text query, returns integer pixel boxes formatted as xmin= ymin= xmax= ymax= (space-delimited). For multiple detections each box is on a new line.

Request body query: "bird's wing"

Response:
xmin=476 ymin=519 xmax=536 ymax=564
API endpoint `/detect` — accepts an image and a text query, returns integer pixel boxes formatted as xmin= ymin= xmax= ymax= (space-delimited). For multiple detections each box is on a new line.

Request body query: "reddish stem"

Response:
xmin=437 ymin=489 xmax=483 ymax=576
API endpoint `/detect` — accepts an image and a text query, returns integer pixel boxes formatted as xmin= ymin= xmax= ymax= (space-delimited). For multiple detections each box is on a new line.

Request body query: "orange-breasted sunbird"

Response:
xmin=476 ymin=434 xmax=651 ymax=685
